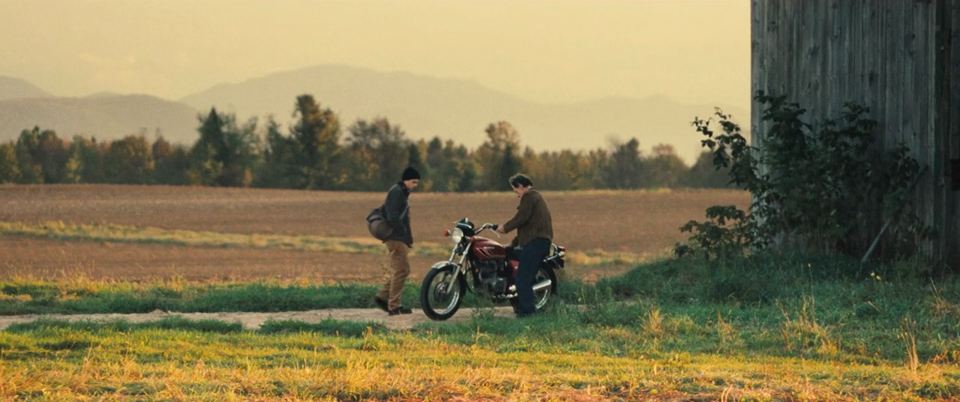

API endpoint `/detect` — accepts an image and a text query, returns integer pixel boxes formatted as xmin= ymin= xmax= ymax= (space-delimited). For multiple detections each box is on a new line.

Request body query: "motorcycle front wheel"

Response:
xmin=420 ymin=264 xmax=466 ymax=321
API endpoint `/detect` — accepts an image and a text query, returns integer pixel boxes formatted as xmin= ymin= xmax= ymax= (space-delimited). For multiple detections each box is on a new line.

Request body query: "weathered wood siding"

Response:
xmin=945 ymin=0 xmax=960 ymax=269
xmin=752 ymin=0 xmax=959 ymax=268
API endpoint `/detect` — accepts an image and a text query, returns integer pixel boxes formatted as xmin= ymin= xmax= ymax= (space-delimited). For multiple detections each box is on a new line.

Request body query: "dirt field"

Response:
xmin=0 ymin=237 xmax=634 ymax=282
xmin=0 ymin=237 xmax=436 ymax=282
xmin=0 ymin=184 xmax=749 ymax=253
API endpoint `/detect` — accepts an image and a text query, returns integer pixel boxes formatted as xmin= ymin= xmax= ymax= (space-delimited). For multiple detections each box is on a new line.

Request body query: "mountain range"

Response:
xmin=0 ymin=67 xmax=748 ymax=163
xmin=0 ymin=76 xmax=53 ymax=100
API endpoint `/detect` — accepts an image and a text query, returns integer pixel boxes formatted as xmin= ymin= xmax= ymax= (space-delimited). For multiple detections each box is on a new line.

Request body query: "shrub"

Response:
xmin=677 ymin=93 xmax=927 ymax=262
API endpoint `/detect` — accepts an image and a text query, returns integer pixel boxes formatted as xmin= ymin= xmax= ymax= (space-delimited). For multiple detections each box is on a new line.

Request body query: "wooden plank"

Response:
xmin=869 ymin=0 xmax=885 ymax=144
xmin=947 ymin=0 xmax=960 ymax=269
xmin=751 ymin=0 xmax=763 ymax=149
xmin=880 ymin=2 xmax=893 ymax=151
xmin=912 ymin=2 xmax=934 ymax=255
xmin=929 ymin=0 xmax=939 ymax=263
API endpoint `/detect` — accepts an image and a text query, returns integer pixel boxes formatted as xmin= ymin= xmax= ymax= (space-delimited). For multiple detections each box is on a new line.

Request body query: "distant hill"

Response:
xmin=0 ymin=76 xmax=53 ymax=100
xmin=182 ymin=65 xmax=748 ymax=164
xmin=0 ymin=94 xmax=200 ymax=144
xmin=0 ymin=69 xmax=748 ymax=163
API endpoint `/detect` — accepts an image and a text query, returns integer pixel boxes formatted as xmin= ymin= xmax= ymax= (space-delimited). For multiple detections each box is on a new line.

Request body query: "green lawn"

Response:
xmin=1 ymin=253 xmax=959 ymax=400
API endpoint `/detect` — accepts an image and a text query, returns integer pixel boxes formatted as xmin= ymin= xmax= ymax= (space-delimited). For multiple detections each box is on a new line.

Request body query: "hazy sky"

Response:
xmin=0 ymin=0 xmax=750 ymax=108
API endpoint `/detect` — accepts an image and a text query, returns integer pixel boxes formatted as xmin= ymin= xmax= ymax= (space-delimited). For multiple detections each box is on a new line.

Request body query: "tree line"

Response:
xmin=0 ymin=94 xmax=731 ymax=191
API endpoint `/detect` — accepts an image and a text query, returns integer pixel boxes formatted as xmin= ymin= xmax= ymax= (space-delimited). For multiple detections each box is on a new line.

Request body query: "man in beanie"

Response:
xmin=374 ymin=166 xmax=420 ymax=315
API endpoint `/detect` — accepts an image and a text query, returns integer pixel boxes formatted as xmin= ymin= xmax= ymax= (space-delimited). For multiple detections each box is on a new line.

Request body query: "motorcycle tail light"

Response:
xmin=444 ymin=229 xmax=450 ymax=237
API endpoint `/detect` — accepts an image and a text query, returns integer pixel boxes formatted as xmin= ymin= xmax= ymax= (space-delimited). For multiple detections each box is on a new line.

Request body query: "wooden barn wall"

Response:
xmin=946 ymin=0 xmax=960 ymax=268
xmin=752 ymin=0 xmax=959 ymax=268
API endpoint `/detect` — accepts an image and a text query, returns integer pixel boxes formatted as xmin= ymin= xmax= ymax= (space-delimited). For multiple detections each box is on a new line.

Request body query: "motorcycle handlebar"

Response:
xmin=474 ymin=223 xmax=500 ymax=236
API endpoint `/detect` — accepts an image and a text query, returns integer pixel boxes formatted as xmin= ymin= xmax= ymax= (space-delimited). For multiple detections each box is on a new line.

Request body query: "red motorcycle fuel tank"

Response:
xmin=470 ymin=236 xmax=507 ymax=260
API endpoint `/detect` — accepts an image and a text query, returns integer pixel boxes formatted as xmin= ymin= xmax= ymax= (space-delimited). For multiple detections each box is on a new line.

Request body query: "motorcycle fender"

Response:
xmin=543 ymin=256 xmax=565 ymax=270
xmin=430 ymin=261 xmax=467 ymax=292
xmin=429 ymin=261 xmax=459 ymax=272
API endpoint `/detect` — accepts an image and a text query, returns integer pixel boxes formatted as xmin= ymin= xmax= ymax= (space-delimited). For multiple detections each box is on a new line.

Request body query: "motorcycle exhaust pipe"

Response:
xmin=505 ymin=279 xmax=554 ymax=299
xmin=508 ymin=279 xmax=552 ymax=296
xmin=532 ymin=279 xmax=552 ymax=292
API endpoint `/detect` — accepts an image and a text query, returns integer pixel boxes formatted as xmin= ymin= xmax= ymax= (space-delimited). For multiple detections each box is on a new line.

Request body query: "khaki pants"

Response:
xmin=377 ymin=240 xmax=410 ymax=310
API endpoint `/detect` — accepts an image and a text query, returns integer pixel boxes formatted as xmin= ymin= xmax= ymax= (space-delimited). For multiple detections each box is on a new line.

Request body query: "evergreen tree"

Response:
xmin=219 ymin=117 xmax=261 ymax=187
xmin=190 ymin=109 xmax=260 ymax=187
xmin=36 ymin=130 xmax=67 ymax=183
xmin=63 ymin=136 xmax=106 ymax=184
xmin=153 ymin=136 xmax=190 ymax=185
xmin=15 ymin=127 xmax=43 ymax=184
xmin=0 ymin=143 xmax=19 ymax=183
xmin=584 ymin=148 xmax=610 ymax=189
xmin=189 ymin=108 xmax=226 ymax=185
xmin=77 ymin=137 xmax=107 ymax=183
xmin=499 ymin=143 xmax=521 ymax=189
xmin=291 ymin=94 xmax=340 ymax=189
xmin=421 ymin=137 xmax=479 ymax=192
xmin=407 ymin=141 xmax=429 ymax=189
xmin=257 ymin=117 xmax=300 ymax=188
xmin=63 ymin=137 xmax=87 ymax=183
xmin=454 ymin=144 xmax=477 ymax=192
xmin=603 ymin=138 xmax=644 ymax=189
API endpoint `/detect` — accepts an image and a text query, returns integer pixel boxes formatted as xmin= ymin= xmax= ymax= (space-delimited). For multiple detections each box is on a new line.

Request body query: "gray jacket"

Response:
xmin=383 ymin=182 xmax=413 ymax=246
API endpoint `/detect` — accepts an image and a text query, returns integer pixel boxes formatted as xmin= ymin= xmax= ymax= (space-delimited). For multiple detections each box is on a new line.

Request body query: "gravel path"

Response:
xmin=0 ymin=307 xmax=519 ymax=331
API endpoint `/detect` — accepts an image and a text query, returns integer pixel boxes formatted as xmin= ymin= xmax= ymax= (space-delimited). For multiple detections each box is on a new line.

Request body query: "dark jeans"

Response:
xmin=515 ymin=237 xmax=551 ymax=316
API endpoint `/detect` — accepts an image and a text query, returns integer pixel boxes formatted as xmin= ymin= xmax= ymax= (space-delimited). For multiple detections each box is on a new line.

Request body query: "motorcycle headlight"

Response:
xmin=450 ymin=228 xmax=464 ymax=244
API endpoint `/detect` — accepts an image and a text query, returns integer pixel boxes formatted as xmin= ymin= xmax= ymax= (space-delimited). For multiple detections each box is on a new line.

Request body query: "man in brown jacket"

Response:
xmin=497 ymin=173 xmax=553 ymax=317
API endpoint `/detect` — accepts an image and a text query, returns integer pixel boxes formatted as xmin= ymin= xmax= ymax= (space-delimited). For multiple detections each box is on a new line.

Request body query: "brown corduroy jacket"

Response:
xmin=503 ymin=189 xmax=553 ymax=247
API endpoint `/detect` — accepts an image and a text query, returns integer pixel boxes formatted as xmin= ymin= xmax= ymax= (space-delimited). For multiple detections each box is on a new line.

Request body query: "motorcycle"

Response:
xmin=420 ymin=217 xmax=566 ymax=320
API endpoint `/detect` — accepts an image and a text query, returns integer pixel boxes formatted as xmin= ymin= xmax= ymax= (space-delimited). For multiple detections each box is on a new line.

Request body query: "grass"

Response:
xmin=1 ymin=302 xmax=958 ymax=399
xmin=0 ymin=281 xmax=396 ymax=315
xmin=6 ymin=316 xmax=244 ymax=334
xmin=1 ymin=252 xmax=959 ymax=399
xmin=259 ymin=319 xmax=387 ymax=337
xmin=0 ymin=275 xmax=592 ymax=315
xmin=6 ymin=316 xmax=384 ymax=338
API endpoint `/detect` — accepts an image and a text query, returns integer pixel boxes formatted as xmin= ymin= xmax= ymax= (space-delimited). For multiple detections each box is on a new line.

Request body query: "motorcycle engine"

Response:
xmin=475 ymin=260 xmax=507 ymax=294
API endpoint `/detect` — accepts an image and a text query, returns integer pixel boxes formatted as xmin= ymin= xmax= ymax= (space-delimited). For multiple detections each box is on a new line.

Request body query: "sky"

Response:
xmin=0 ymin=0 xmax=750 ymax=108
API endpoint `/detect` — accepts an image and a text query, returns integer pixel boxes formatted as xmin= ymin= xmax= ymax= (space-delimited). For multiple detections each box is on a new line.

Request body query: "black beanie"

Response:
xmin=401 ymin=166 xmax=421 ymax=181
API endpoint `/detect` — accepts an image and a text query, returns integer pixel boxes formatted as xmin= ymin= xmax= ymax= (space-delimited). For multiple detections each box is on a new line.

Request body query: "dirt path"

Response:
xmin=0 ymin=307 xmax=519 ymax=331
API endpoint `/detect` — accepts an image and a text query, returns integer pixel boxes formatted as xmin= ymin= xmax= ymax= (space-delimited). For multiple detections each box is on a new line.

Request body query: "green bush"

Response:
xmin=678 ymin=93 xmax=927 ymax=262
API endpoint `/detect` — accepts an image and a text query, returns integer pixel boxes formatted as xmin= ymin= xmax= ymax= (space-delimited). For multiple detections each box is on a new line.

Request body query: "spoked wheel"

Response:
xmin=420 ymin=265 xmax=466 ymax=320
xmin=510 ymin=265 xmax=558 ymax=313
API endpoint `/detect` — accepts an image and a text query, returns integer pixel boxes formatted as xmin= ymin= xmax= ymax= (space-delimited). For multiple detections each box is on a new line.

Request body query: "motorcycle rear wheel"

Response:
xmin=420 ymin=265 xmax=466 ymax=320
xmin=510 ymin=265 xmax=557 ymax=313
